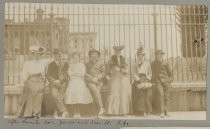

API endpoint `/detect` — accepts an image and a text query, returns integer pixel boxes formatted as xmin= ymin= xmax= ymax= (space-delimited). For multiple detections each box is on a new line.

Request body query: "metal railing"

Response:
xmin=4 ymin=3 xmax=208 ymax=85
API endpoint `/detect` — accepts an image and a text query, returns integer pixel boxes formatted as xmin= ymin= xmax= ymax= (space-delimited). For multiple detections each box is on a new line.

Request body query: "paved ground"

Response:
xmin=5 ymin=111 xmax=206 ymax=120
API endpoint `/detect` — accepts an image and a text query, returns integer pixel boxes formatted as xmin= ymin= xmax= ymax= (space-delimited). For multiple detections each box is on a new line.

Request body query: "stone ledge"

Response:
xmin=4 ymin=82 xmax=206 ymax=95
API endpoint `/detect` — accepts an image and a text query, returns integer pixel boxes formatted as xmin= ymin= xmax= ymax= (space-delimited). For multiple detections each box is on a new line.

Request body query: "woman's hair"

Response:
xmin=71 ymin=52 xmax=81 ymax=58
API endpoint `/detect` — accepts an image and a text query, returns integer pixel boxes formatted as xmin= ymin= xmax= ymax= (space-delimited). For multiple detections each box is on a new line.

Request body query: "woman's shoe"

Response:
xmin=61 ymin=111 xmax=69 ymax=118
xmin=143 ymin=112 xmax=147 ymax=117
xmin=147 ymin=112 xmax=151 ymax=117
xmin=98 ymin=108 xmax=105 ymax=116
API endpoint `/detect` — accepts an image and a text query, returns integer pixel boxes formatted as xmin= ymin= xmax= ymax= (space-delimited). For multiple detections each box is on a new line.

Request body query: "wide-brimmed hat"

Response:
xmin=137 ymin=45 xmax=145 ymax=55
xmin=113 ymin=45 xmax=125 ymax=51
xmin=88 ymin=49 xmax=101 ymax=57
xmin=29 ymin=45 xmax=45 ymax=54
xmin=52 ymin=48 xmax=62 ymax=55
xmin=155 ymin=50 xmax=165 ymax=55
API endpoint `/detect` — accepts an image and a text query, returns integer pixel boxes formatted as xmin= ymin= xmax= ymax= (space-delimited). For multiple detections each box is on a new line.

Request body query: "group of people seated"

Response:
xmin=17 ymin=43 xmax=173 ymax=119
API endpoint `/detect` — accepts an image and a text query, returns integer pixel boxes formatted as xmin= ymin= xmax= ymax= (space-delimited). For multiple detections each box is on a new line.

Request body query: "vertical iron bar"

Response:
xmin=123 ymin=6 xmax=126 ymax=56
xmin=147 ymin=6 xmax=151 ymax=61
xmin=98 ymin=7 xmax=101 ymax=51
xmin=113 ymin=5 xmax=116 ymax=46
xmin=82 ymin=6 xmax=85 ymax=63
xmin=174 ymin=6 xmax=180 ymax=81
xmin=118 ymin=5 xmax=121 ymax=46
xmin=108 ymin=7 xmax=111 ymax=58
xmin=128 ymin=6 xmax=132 ymax=82
xmin=159 ymin=6 xmax=163 ymax=50
xmin=183 ymin=5 xmax=189 ymax=81
xmin=133 ymin=5 xmax=136 ymax=58
xmin=12 ymin=5 xmax=15 ymax=84
xmin=188 ymin=6 xmax=195 ymax=81
xmin=169 ymin=6 xmax=174 ymax=79
xmin=164 ymin=6 xmax=169 ymax=63
xmin=103 ymin=5 xmax=106 ymax=64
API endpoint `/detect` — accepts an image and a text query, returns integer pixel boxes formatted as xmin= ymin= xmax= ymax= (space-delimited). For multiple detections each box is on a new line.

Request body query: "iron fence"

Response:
xmin=4 ymin=3 xmax=208 ymax=85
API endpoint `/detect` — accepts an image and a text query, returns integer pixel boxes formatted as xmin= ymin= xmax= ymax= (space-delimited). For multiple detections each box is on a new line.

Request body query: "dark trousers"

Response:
xmin=154 ymin=82 xmax=171 ymax=114
xmin=50 ymin=83 xmax=67 ymax=114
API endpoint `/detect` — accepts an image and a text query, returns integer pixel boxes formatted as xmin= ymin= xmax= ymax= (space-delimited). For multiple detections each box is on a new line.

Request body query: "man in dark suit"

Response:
xmin=151 ymin=50 xmax=173 ymax=118
xmin=47 ymin=49 xmax=69 ymax=118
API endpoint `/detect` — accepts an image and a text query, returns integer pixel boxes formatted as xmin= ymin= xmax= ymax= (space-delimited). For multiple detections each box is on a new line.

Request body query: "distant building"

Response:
xmin=5 ymin=8 xmax=96 ymax=55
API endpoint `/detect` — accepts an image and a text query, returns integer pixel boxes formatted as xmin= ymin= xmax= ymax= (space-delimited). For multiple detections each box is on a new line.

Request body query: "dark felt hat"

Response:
xmin=88 ymin=49 xmax=101 ymax=57
xmin=52 ymin=48 xmax=62 ymax=55
xmin=155 ymin=50 xmax=165 ymax=55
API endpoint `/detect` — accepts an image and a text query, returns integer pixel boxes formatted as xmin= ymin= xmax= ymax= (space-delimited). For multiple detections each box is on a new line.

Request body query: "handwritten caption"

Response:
xmin=7 ymin=119 xmax=129 ymax=127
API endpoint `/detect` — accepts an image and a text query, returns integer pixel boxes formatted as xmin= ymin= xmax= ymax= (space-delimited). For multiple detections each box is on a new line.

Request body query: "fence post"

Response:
xmin=153 ymin=6 xmax=158 ymax=51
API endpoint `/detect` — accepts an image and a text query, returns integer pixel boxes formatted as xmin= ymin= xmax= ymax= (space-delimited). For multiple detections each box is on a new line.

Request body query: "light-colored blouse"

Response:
xmin=22 ymin=59 xmax=51 ymax=82
xmin=68 ymin=62 xmax=86 ymax=77
xmin=132 ymin=60 xmax=152 ymax=81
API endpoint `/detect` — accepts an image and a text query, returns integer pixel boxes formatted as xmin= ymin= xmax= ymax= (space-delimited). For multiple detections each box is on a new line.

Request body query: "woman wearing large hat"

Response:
xmin=106 ymin=45 xmax=132 ymax=116
xmin=132 ymin=45 xmax=152 ymax=117
xmin=17 ymin=45 xmax=50 ymax=118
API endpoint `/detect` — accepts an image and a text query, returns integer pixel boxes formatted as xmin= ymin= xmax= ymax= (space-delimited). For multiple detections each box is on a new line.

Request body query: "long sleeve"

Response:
xmin=97 ymin=62 xmax=105 ymax=80
xmin=59 ymin=62 xmax=69 ymax=83
xmin=22 ymin=61 xmax=29 ymax=82
xmin=46 ymin=63 xmax=56 ymax=84
xmin=132 ymin=63 xmax=140 ymax=81
xmin=165 ymin=63 xmax=173 ymax=82
xmin=146 ymin=62 xmax=152 ymax=81
xmin=80 ymin=63 xmax=86 ymax=76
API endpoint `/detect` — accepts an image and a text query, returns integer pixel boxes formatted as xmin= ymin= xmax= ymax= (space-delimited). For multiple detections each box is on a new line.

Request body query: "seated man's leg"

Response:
xmin=87 ymin=83 xmax=104 ymax=115
xmin=51 ymin=87 xmax=67 ymax=115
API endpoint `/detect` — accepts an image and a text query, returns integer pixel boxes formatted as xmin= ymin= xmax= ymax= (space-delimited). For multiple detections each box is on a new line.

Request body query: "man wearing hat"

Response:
xmin=46 ymin=48 xmax=69 ymax=118
xmin=151 ymin=50 xmax=173 ymax=118
xmin=85 ymin=49 xmax=105 ymax=116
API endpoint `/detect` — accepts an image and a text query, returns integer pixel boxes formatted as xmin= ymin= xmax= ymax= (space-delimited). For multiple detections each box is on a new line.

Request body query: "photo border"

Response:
xmin=0 ymin=0 xmax=210 ymax=129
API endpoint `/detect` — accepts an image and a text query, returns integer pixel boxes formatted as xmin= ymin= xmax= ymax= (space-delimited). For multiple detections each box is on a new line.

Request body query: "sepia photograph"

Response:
xmin=122 ymin=127 xmax=210 ymax=129
xmin=4 ymin=2 xmax=208 ymax=120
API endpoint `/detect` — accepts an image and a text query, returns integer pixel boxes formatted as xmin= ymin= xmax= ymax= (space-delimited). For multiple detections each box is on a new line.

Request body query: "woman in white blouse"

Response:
xmin=132 ymin=45 xmax=152 ymax=117
xmin=17 ymin=45 xmax=50 ymax=118
xmin=64 ymin=52 xmax=93 ymax=118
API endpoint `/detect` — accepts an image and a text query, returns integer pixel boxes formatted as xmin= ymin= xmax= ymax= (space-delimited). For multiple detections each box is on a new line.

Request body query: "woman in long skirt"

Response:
xmin=64 ymin=52 xmax=93 ymax=118
xmin=132 ymin=45 xmax=152 ymax=117
xmin=106 ymin=45 xmax=132 ymax=116
xmin=17 ymin=45 xmax=49 ymax=118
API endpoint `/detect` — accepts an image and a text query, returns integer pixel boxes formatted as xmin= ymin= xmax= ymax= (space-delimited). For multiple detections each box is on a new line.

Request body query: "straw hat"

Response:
xmin=155 ymin=50 xmax=165 ymax=55
xmin=113 ymin=45 xmax=125 ymax=51
xmin=137 ymin=44 xmax=145 ymax=55
xmin=29 ymin=45 xmax=45 ymax=54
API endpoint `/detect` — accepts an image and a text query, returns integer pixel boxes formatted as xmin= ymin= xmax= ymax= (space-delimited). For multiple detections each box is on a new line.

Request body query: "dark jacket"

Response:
xmin=46 ymin=60 xmax=69 ymax=85
xmin=151 ymin=60 xmax=173 ymax=83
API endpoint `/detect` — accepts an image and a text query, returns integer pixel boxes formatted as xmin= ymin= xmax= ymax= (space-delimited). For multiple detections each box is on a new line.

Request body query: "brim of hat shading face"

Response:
xmin=156 ymin=52 xmax=165 ymax=55
xmin=30 ymin=50 xmax=45 ymax=54
xmin=89 ymin=51 xmax=100 ymax=54
xmin=137 ymin=53 xmax=145 ymax=55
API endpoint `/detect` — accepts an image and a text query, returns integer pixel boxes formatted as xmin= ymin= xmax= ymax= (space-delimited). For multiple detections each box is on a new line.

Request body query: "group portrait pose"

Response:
xmin=17 ymin=43 xmax=173 ymax=119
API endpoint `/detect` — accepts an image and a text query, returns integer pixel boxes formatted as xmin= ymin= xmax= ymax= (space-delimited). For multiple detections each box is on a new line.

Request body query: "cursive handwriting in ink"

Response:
xmin=8 ymin=119 xmax=20 ymax=125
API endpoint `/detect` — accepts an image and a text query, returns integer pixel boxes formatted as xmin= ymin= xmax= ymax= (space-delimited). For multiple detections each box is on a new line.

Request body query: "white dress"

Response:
xmin=64 ymin=62 xmax=93 ymax=104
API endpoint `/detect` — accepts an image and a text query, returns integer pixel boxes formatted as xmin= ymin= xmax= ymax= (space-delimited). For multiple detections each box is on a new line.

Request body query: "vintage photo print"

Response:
xmin=122 ymin=127 xmax=210 ymax=129
xmin=4 ymin=2 xmax=207 ymax=120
